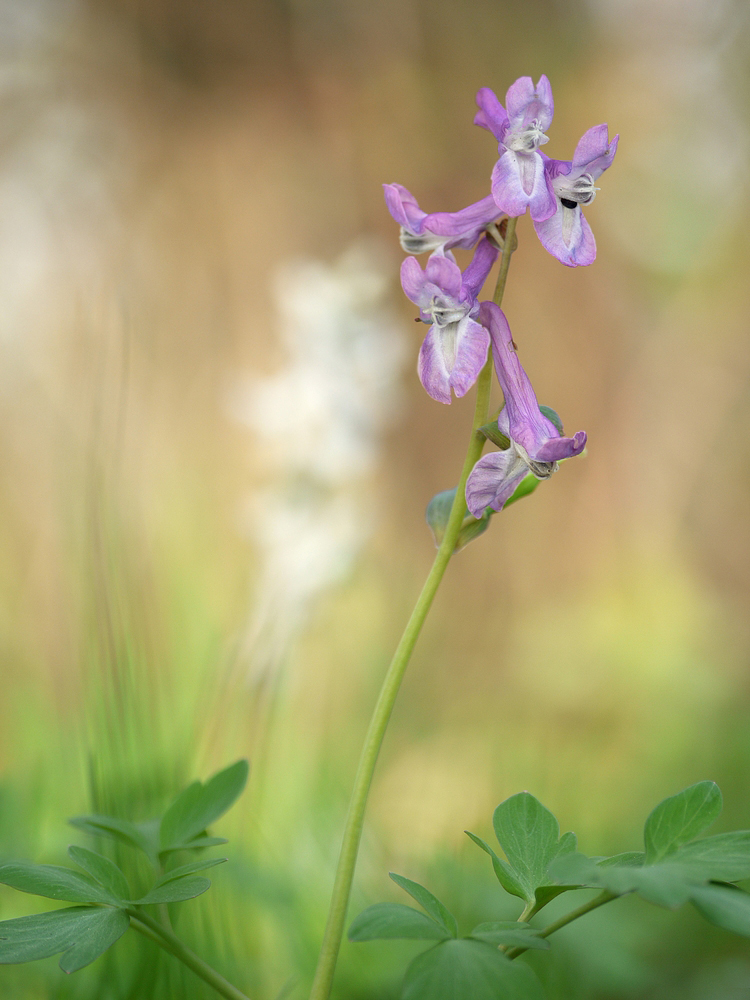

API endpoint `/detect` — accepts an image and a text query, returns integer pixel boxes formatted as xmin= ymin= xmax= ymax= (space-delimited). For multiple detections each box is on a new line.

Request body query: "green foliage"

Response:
xmin=0 ymin=760 xmax=246 ymax=978
xmin=402 ymin=939 xmax=545 ymax=1000
xmin=468 ymin=923 xmax=549 ymax=950
xmin=389 ymin=874 xmax=458 ymax=937
xmin=348 ymin=903 xmax=451 ymax=941
xmin=159 ymin=759 xmax=248 ymax=852
xmin=0 ymin=862 xmax=123 ymax=906
xmin=351 ymin=782 xmax=750 ymax=1000
xmin=67 ymin=814 xmax=158 ymax=864
xmin=467 ymin=792 xmax=577 ymax=906
xmin=67 ymin=846 xmax=131 ymax=901
xmin=0 ymin=906 xmax=129 ymax=972
xmin=643 ymin=781 xmax=722 ymax=862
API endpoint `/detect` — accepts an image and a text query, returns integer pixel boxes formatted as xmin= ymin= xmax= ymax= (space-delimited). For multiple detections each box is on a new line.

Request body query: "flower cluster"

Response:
xmin=385 ymin=75 xmax=617 ymax=519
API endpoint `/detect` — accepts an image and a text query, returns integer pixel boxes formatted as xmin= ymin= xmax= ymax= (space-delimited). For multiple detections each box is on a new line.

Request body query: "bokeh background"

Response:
xmin=1 ymin=0 xmax=750 ymax=997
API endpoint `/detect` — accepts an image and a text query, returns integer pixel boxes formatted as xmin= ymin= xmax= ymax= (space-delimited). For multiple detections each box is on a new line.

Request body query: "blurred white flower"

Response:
xmin=228 ymin=239 xmax=408 ymax=681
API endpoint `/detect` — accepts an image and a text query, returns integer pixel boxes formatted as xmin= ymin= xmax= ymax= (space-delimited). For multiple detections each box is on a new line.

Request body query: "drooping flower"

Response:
xmin=533 ymin=125 xmax=619 ymax=267
xmin=401 ymin=237 xmax=498 ymax=403
xmin=383 ymin=182 xmax=500 ymax=254
xmin=475 ymin=76 xmax=557 ymax=222
xmin=465 ymin=301 xmax=586 ymax=517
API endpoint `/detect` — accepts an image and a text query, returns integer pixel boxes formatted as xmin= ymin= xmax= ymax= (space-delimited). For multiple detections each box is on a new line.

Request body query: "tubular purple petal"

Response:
xmin=400 ymin=256 xmax=428 ymax=305
xmin=466 ymin=450 xmax=528 ymax=517
xmin=505 ymin=75 xmax=554 ymax=132
xmin=533 ymin=201 xmax=597 ymax=267
xmin=383 ymin=183 xmax=426 ymax=230
xmin=474 ymin=87 xmax=508 ymax=141
xmin=424 ymin=252 xmax=463 ymax=299
xmin=480 ymin=302 xmax=559 ymax=456
xmin=536 ymin=430 xmax=587 ymax=462
xmin=462 ymin=237 xmax=499 ymax=299
xmin=572 ymin=126 xmax=619 ymax=175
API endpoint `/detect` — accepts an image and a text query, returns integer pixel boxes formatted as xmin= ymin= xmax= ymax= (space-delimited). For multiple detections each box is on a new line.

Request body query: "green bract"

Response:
xmin=0 ymin=760 xmax=246 ymax=977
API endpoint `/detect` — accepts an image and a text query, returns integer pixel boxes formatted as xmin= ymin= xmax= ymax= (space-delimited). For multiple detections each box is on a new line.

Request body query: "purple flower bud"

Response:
xmin=466 ymin=302 xmax=586 ymax=516
xmin=383 ymin=183 xmax=500 ymax=254
xmin=533 ymin=125 xmax=619 ymax=266
xmin=400 ymin=239 xmax=499 ymax=404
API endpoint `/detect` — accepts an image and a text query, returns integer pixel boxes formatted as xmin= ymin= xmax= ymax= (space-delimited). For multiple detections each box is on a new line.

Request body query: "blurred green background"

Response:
xmin=1 ymin=0 xmax=750 ymax=997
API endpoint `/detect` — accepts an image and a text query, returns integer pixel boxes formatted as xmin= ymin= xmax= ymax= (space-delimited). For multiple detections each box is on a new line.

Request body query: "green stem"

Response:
xmin=308 ymin=222 xmax=517 ymax=1000
xmin=493 ymin=217 xmax=517 ymax=307
xmin=505 ymin=890 xmax=618 ymax=960
xmin=127 ymin=909 xmax=251 ymax=1000
xmin=516 ymin=899 xmax=537 ymax=923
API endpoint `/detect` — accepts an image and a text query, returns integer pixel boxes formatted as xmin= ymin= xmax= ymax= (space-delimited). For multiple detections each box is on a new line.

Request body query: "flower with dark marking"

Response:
xmin=533 ymin=124 xmax=619 ymax=267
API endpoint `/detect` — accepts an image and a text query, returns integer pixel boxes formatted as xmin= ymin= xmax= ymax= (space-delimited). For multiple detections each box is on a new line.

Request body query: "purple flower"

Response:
xmin=466 ymin=302 xmax=586 ymax=516
xmin=533 ymin=125 xmax=619 ymax=267
xmin=475 ymin=77 xmax=557 ymax=222
xmin=383 ymin=183 xmax=500 ymax=254
xmin=401 ymin=238 xmax=498 ymax=404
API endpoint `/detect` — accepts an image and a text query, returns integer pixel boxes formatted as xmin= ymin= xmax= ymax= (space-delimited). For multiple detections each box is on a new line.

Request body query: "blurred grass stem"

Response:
xmin=308 ymin=218 xmax=518 ymax=1000
xmin=127 ymin=909 xmax=251 ymax=1000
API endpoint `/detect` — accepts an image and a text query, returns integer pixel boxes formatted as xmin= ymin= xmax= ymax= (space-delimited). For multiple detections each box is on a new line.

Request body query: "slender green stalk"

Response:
xmin=308 ymin=219 xmax=518 ymax=1000
xmin=505 ymin=890 xmax=618 ymax=960
xmin=492 ymin=217 xmax=517 ymax=306
xmin=127 ymin=908 xmax=251 ymax=1000
xmin=516 ymin=898 xmax=537 ymax=923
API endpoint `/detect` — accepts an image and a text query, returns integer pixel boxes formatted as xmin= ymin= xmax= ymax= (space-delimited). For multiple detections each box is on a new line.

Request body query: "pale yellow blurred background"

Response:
xmin=1 ymin=1 xmax=750 ymax=997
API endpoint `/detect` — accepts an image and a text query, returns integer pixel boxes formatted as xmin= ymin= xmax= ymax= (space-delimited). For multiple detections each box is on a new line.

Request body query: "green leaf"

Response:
xmin=597 ymin=852 xmax=646 ymax=868
xmin=58 ymin=908 xmax=129 ymax=973
xmin=546 ymin=852 xmax=600 ymax=888
xmin=402 ymin=939 xmax=546 ymax=1000
xmin=644 ymin=782 xmax=722 ymax=863
xmin=155 ymin=858 xmax=227 ymax=886
xmin=691 ymin=884 xmax=750 ymax=936
xmin=504 ymin=474 xmax=540 ymax=509
xmin=555 ymin=831 xmax=578 ymax=856
xmin=68 ymin=815 xmax=154 ymax=861
xmin=348 ymin=903 xmax=451 ymax=942
xmin=455 ymin=510 xmax=493 ymax=551
xmin=493 ymin=793 xmax=564 ymax=903
xmin=0 ymin=863 xmax=121 ymax=906
xmin=160 ymin=836 xmax=229 ymax=855
xmin=598 ymin=864 xmax=692 ymax=908
xmin=67 ymin=847 xmax=130 ymax=902
xmin=671 ymin=832 xmax=750 ymax=882
xmin=538 ymin=406 xmax=563 ymax=434
xmin=389 ymin=874 xmax=458 ymax=938
xmin=469 ymin=922 xmax=550 ymax=950
xmin=465 ymin=832 xmax=527 ymax=900
xmin=426 ymin=489 xmax=458 ymax=547
xmin=159 ymin=760 xmax=249 ymax=852
xmin=477 ymin=422 xmax=511 ymax=451
xmin=0 ymin=906 xmax=128 ymax=970
xmin=134 ymin=875 xmax=211 ymax=904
